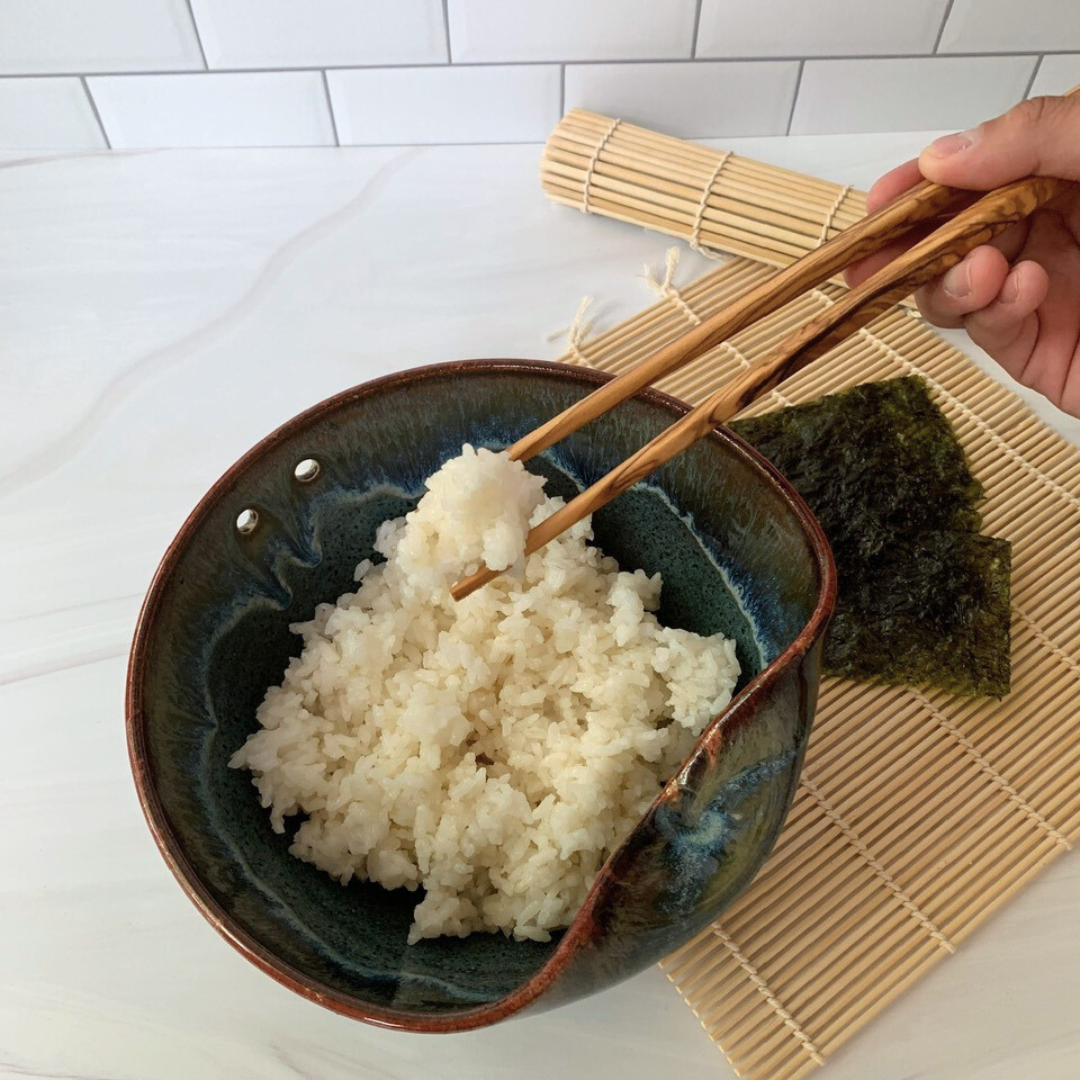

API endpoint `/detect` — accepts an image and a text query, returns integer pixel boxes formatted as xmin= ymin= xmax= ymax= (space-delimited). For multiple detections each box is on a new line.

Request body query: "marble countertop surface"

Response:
xmin=3 ymin=130 xmax=1079 ymax=1080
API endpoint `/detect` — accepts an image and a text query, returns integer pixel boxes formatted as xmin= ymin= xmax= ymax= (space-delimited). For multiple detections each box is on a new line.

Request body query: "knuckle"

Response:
xmin=1006 ymin=94 xmax=1078 ymax=136
xmin=1012 ymin=96 xmax=1054 ymax=129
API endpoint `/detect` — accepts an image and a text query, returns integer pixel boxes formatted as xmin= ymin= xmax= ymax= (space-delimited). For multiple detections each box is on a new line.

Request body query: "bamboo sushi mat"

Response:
xmin=545 ymin=115 xmax=1080 ymax=1080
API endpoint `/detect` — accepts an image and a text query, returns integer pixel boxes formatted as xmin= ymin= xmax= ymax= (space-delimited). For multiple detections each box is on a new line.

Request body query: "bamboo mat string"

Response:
xmin=799 ymin=775 xmax=956 ymax=953
xmin=712 ymin=926 xmax=826 ymax=1067
xmin=643 ymin=247 xmax=704 ymax=325
xmin=1016 ymin=608 xmax=1080 ymax=676
xmin=909 ymin=689 xmax=1073 ymax=851
xmin=690 ymin=152 xmax=733 ymax=259
xmin=851 ymin=324 xmax=1080 ymax=516
xmin=581 ymin=117 xmax=622 ymax=215
xmin=539 ymin=121 xmax=1080 ymax=1078
xmin=803 ymin=283 xmax=1080 ymax=515
xmin=546 ymin=296 xmax=595 ymax=365
xmin=818 ymin=184 xmax=853 ymax=246
xmin=721 ymin=341 xmax=753 ymax=371
xmin=543 ymin=110 xmax=872 ymax=270
xmin=545 ymin=252 xmax=1080 ymax=1080
xmin=542 ymin=110 xmax=915 ymax=310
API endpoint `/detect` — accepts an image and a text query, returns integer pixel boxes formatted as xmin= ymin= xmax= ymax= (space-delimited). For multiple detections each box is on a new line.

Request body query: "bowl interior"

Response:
xmin=132 ymin=361 xmax=825 ymax=1018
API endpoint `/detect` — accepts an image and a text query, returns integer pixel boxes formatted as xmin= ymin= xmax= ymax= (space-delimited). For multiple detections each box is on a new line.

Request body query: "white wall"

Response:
xmin=1 ymin=0 xmax=1078 ymax=149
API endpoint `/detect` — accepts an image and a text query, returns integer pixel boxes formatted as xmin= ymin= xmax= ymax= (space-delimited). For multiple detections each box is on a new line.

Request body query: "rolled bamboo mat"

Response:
xmin=557 ymin=256 xmax=1080 ymax=1080
xmin=543 ymin=109 xmax=869 ymax=271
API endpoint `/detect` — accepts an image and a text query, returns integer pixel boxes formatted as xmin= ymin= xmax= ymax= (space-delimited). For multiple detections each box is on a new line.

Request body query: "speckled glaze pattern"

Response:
xmin=127 ymin=359 xmax=836 ymax=1030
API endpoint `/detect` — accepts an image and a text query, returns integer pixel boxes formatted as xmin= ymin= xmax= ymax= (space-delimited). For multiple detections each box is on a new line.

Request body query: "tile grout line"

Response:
xmin=1023 ymin=54 xmax=1044 ymax=99
xmin=690 ymin=0 xmax=704 ymax=59
xmin=182 ymin=0 xmax=210 ymax=70
xmin=784 ymin=60 xmax=805 ymax=136
xmin=932 ymin=0 xmax=957 ymax=53
xmin=0 ymin=51 xmax=1068 ymax=80
xmin=79 ymin=76 xmax=111 ymax=149
xmin=441 ymin=0 xmax=452 ymax=63
xmin=559 ymin=63 xmax=566 ymax=117
xmin=320 ymin=70 xmax=340 ymax=146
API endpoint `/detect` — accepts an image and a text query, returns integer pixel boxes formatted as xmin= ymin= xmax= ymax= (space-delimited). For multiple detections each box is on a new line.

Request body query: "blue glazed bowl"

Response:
xmin=127 ymin=359 xmax=835 ymax=1030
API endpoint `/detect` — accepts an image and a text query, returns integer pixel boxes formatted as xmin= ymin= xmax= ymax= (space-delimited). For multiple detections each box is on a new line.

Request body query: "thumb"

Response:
xmin=918 ymin=93 xmax=1080 ymax=190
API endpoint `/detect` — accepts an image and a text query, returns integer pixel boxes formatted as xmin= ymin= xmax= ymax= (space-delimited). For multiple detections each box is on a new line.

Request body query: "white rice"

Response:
xmin=231 ymin=445 xmax=740 ymax=943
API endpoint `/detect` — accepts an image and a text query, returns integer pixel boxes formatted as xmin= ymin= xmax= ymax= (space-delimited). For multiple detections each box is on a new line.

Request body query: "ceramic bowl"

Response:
xmin=127 ymin=359 xmax=835 ymax=1031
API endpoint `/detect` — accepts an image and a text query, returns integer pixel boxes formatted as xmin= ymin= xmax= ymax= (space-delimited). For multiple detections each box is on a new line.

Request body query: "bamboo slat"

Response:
xmin=543 ymin=110 xmax=869 ymax=272
xmin=557 ymin=258 xmax=1080 ymax=1080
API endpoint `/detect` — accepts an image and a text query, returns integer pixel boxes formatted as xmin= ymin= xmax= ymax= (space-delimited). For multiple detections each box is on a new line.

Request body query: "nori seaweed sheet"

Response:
xmin=730 ymin=376 xmax=1011 ymax=697
xmin=824 ymin=531 xmax=1011 ymax=696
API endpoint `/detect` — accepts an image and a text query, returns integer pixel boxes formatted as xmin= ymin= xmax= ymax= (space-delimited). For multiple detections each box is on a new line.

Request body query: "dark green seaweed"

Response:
xmin=730 ymin=376 xmax=1011 ymax=697
xmin=823 ymin=531 xmax=1011 ymax=697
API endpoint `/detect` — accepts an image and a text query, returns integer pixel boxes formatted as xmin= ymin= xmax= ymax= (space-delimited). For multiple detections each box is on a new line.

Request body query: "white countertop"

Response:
xmin=3 ymin=131 xmax=1079 ymax=1080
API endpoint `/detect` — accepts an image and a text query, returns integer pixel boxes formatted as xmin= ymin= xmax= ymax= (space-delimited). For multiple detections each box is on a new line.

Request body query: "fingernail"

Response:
xmin=925 ymin=129 xmax=977 ymax=157
xmin=943 ymin=261 xmax=971 ymax=299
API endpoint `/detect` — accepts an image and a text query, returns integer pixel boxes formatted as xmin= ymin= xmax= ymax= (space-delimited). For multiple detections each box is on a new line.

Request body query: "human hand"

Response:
xmin=845 ymin=94 xmax=1080 ymax=417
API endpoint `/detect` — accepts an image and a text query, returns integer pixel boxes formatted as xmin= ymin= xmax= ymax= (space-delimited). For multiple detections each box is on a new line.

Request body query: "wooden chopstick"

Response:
xmin=509 ymin=178 xmax=974 ymax=465
xmin=451 ymin=172 xmax=1070 ymax=602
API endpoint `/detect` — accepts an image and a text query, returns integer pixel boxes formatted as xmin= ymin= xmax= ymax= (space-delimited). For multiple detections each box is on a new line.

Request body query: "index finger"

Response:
xmin=845 ymin=158 xmax=936 ymax=287
xmin=865 ymin=158 xmax=925 ymax=214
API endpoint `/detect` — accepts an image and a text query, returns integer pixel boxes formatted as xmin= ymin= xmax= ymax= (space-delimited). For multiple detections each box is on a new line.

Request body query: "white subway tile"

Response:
xmin=448 ymin=0 xmax=696 ymax=62
xmin=697 ymin=0 xmax=948 ymax=58
xmin=0 ymin=78 xmax=105 ymax=149
xmin=564 ymin=61 xmax=799 ymax=139
xmin=0 ymin=0 xmax=203 ymax=75
xmin=190 ymin=0 xmax=446 ymax=70
xmin=1028 ymin=55 xmax=1080 ymax=97
xmin=791 ymin=56 xmax=1036 ymax=135
xmin=327 ymin=65 xmax=560 ymax=144
xmin=88 ymin=72 xmax=335 ymax=148
xmin=939 ymin=0 xmax=1080 ymax=53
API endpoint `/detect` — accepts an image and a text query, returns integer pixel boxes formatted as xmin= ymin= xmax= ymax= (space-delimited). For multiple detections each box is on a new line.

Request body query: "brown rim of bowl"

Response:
xmin=127 ymin=357 xmax=837 ymax=1032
